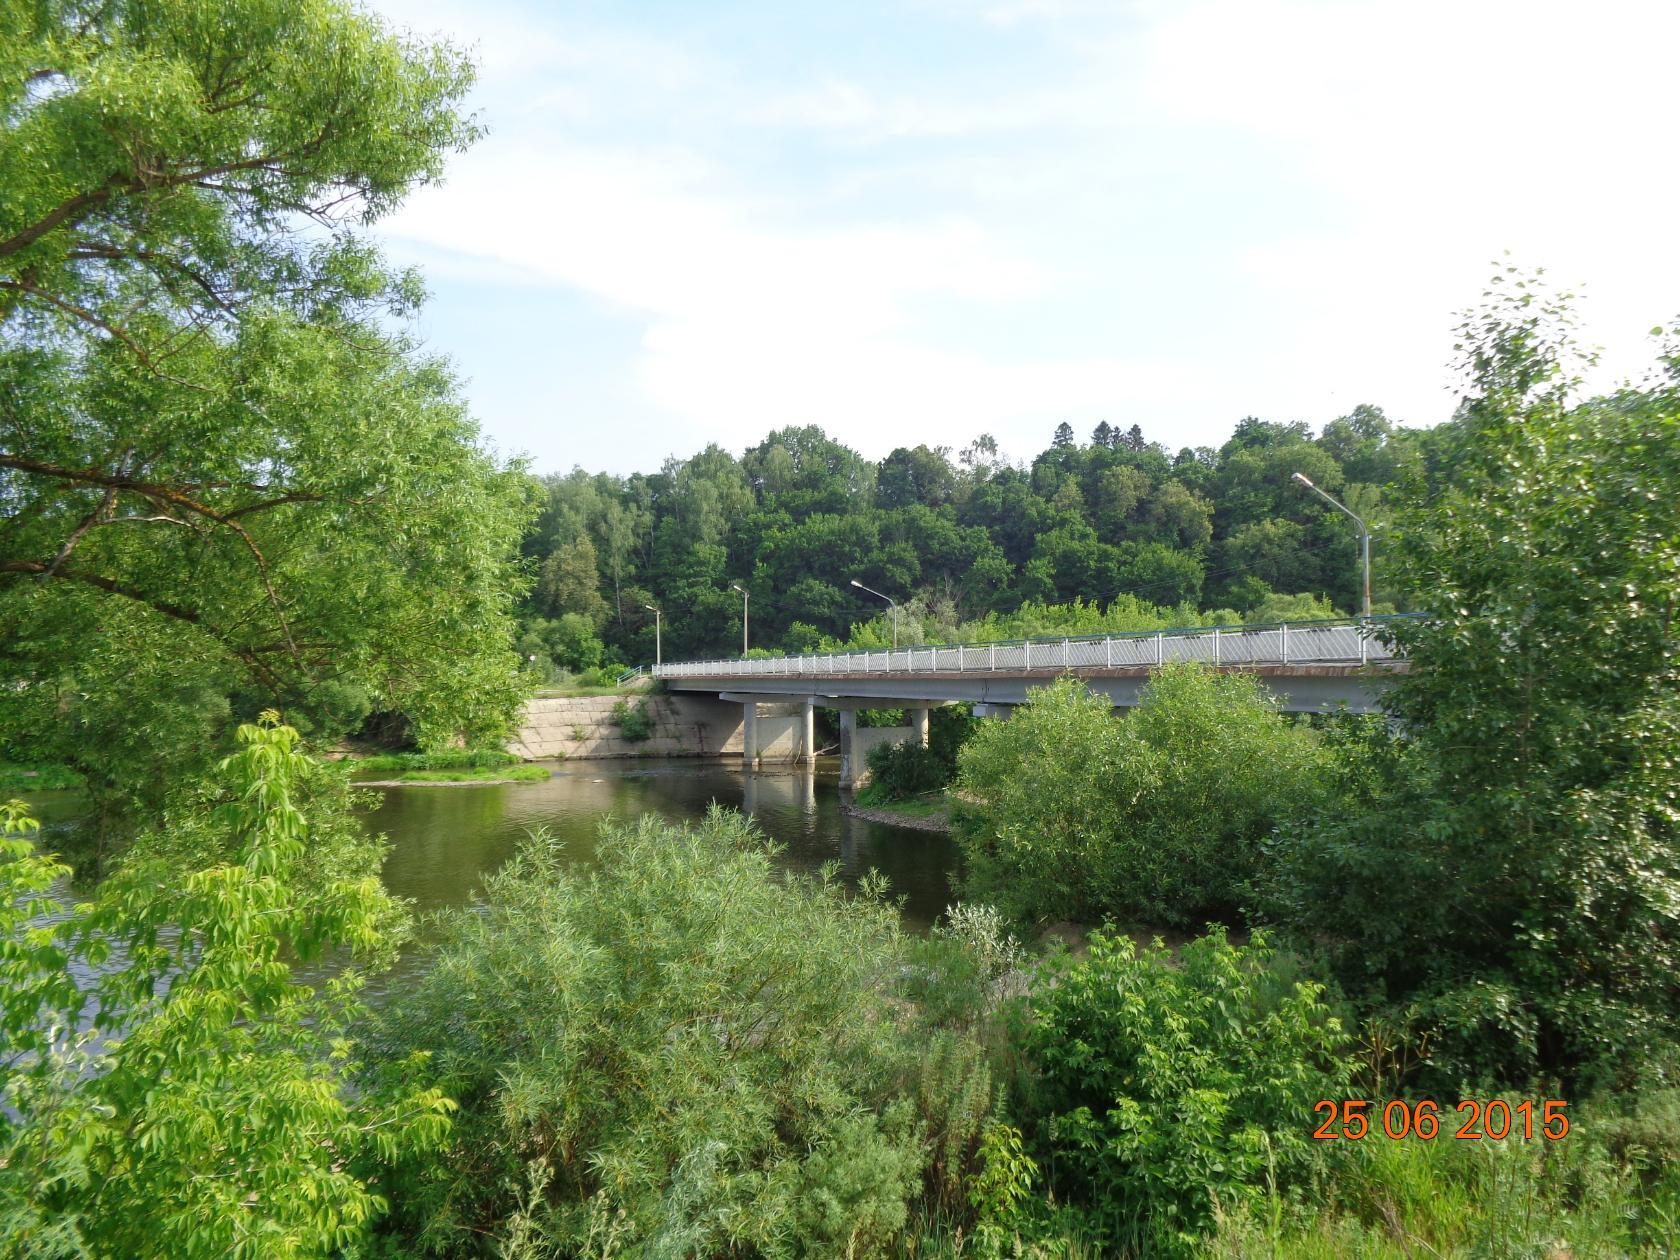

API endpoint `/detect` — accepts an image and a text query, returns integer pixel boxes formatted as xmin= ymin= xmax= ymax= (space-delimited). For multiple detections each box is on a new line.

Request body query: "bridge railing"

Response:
xmin=652 ymin=615 xmax=1416 ymax=680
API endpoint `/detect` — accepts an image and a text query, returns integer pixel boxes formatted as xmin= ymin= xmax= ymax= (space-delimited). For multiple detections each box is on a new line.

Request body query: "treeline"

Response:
xmin=519 ymin=407 xmax=1440 ymax=674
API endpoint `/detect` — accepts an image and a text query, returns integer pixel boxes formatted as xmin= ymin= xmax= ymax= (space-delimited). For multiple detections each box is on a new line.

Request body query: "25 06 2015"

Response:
xmin=1312 ymin=1099 xmax=1569 ymax=1141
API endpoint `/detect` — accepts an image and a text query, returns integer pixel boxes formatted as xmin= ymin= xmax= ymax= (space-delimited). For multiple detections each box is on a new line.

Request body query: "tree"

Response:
xmin=1091 ymin=420 xmax=1116 ymax=449
xmin=956 ymin=668 xmax=1325 ymax=926
xmin=0 ymin=0 xmax=530 ymax=835
xmin=0 ymin=717 xmax=453 ymax=1256
xmin=1263 ymin=275 xmax=1680 ymax=1087
xmin=877 ymin=445 xmax=957 ymax=510
xmin=536 ymin=537 xmax=609 ymax=625
xmin=1051 ymin=421 xmax=1075 ymax=449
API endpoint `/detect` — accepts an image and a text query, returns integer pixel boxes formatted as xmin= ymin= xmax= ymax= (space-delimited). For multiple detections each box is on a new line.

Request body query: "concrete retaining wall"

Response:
xmin=509 ymin=693 xmax=743 ymax=761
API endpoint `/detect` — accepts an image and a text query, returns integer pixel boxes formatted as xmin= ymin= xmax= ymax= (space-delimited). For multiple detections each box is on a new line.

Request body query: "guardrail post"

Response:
xmin=1155 ymin=631 xmax=1163 ymax=667
xmin=1213 ymin=628 xmax=1221 ymax=666
xmin=1360 ymin=628 xmax=1368 ymax=665
xmin=1062 ymin=638 xmax=1069 ymax=669
xmin=1281 ymin=623 xmax=1289 ymax=665
xmin=1105 ymin=636 xmax=1112 ymax=668
xmin=989 ymin=643 xmax=996 ymax=671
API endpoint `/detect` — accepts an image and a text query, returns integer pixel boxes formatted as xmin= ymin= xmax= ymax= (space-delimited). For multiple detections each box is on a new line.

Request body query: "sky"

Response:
xmin=365 ymin=0 xmax=1680 ymax=476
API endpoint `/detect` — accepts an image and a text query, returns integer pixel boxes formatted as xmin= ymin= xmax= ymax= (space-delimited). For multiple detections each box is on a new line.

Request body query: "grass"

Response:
xmin=359 ymin=765 xmax=552 ymax=784
xmin=853 ymin=783 xmax=950 ymax=818
xmin=351 ymin=749 xmax=519 ymax=772
xmin=0 ymin=761 xmax=86 ymax=792
xmin=1206 ymin=1090 xmax=1680 ymax=1259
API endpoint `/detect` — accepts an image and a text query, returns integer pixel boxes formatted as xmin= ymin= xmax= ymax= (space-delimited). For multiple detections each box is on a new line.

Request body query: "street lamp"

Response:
xmin=729 ymin=584 xmax=749 ymax=656
xmin=643 ymin=604 xmax=661 ymax=666
xmin=1291 ymin=472 xmax=1371 ymax=617
xmin=850 ymin=579 xmax=898 ymax=650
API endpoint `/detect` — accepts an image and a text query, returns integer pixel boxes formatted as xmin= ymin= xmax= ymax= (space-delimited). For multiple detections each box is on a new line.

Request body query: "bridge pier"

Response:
xmin=738 ymin=699 xmax=815 ymax=767
xmin=908 ymin=706 xmax=929 ymax=747
xmin=839 ymin=709 xmax=857 ymax=788
xmin=741 ymin=702 xmax=759 ymax=767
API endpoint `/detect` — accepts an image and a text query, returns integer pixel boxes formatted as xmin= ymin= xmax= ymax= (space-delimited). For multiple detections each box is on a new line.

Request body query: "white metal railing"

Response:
xmin=652 ymin=615 xmax=1415 ymax=681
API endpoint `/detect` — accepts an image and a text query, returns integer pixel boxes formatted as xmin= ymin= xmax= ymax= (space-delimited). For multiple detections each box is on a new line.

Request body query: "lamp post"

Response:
xmin=643 ymin=604 xmax=661 ymax=666
xmin=1291 ymin=472 xmax=1371 ymax=617
xmin=850 ymin=579 xmax=898 ymax=650
xmin=729 ymin=584 xmax=749 ymax=655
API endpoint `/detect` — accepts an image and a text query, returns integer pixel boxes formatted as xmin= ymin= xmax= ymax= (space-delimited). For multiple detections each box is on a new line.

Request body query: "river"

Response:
xmin=26 ymin=757 xmax=961 ymax=1005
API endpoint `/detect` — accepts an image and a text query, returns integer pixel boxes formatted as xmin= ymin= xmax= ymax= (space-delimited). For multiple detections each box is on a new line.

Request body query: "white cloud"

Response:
xmin=370 ymin=0 xmax=1680 ymax=470
xmin=1141 ymin=0 xmax=1680 ymax=396
xmin=385 ymin=138 xmax=1164 ymax=454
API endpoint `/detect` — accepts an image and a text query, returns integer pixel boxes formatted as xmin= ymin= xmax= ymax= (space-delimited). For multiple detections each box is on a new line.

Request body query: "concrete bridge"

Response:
xmin=654 ymin=616 xmax=1410 ymax=786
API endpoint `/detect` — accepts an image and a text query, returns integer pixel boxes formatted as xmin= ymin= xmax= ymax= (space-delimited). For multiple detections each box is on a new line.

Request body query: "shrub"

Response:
xmin=865 ymin=738 xmax=950 ymax=800
xmin=0 ymin=761 xmax=85 ymax=792
xmin=1022 ymin=927 xmax=1352 ymax=1256
xmin=955 ymin=666 xmax=1326 ymax=927
xmin=0 ymin=718 xmax=451 ymax=1258
xmin=610 ymin=697 xmax=653 ymax=741
xmin=369 ymin=809 xmax=998 ymax=1256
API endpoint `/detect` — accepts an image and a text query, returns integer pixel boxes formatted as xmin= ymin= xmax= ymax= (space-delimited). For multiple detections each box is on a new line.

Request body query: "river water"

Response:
xmin=27 ymin=758 xmax=961 ymax=1005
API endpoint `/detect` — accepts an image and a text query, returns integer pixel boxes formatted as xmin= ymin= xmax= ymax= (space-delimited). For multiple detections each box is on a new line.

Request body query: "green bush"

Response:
xmin=610 ymin=697 xmax=653 ymax=741
xmin=865 ymin=738 xmax=950 ymax=801
xmin=369 ymin=809 xmax=998 ymax=1256
xmin=1021 ymin=927 xmax=1352 ymax=1256
xmin=0 ymin=719 xmax=451 ymax=1258
xmin=355 ymin=748 xmax=519 ymax=772
xmin=0 ymin=761 xmax=85 ymax=792
xmin=955 ymin=666 xmax=1326 ymax=927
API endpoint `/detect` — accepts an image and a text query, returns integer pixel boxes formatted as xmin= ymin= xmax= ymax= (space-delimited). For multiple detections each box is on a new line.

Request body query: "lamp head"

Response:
xmin=849 ymin=579 xmax=862 ymax=588
xmin=730 ymin=584 xmax=745 ymax=594
xmin=644 ymin=604 xmax=658 ymax=613
xmin=1291 ymin=472 xmax=1314 ymax=487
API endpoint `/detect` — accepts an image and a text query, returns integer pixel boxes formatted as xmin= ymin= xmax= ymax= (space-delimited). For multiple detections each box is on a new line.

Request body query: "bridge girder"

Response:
xmin=675 ymin=664 xmax=1401 ymax=715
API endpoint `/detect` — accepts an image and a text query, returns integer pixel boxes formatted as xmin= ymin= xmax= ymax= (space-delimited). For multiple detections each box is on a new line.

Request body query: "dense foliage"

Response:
xmin=1261 ymin=276 xmax=1680 ymax=1089
xmin=955 ymin=667 xmax=1326 ymax=927
xmin=0 ymin=0 xmax=533 ymax=845
xmin=1020 ymin=929 xmax=1352 ymax=1255
xmin=520 ymin=409 xmax=1423 ymax=672
xmin=863 ymin=737 xmax=954 ymax=802
xmin=0 ymin=717 xmax=451 ymax=1258
xmin=369 ymin=809 xmax=999 ymax=1257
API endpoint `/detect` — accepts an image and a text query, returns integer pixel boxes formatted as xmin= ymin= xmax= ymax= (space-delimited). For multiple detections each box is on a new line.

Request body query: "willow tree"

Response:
xmin=0 ymin=0 xmax=533 ymax=835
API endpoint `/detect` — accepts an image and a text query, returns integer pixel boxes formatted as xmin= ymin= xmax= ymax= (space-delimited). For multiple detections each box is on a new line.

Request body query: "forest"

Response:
xmin=515 ymin=406 xmax=1433 ymax=677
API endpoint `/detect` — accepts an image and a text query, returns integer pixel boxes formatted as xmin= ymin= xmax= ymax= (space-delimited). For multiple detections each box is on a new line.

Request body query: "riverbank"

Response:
xmin=843 ymin=795 xmax=952 ymax=833
xmin=353 ymin=765 xmax=552 ymax=787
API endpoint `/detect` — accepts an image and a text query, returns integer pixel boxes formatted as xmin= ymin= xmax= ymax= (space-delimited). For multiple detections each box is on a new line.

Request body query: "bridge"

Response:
xmin=654 ymin=616 xmax=1410 ymax=786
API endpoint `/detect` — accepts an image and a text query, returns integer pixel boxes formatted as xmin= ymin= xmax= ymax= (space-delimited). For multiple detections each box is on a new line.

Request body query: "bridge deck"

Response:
xmin=654 ymin=617 xmax=1404 ymax=682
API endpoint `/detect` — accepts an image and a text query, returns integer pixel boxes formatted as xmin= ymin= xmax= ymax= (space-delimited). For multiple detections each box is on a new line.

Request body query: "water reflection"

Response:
xmin=367 ymin=757 xmax=956 ymax=926
xmin=19 ymin=759 xmax=960 ymax=1008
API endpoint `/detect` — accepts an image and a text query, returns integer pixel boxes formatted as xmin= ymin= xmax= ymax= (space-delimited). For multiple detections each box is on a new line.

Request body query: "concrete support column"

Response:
xmin=741 ymin=702 xmax=759 ymax=767
xmin=907 ymin=707 xmax=930 ymax=747
xmin=838 ymin=708 xmax=857 ymax=788
xmin=799 ymin=699 xmax=815 ymax=765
